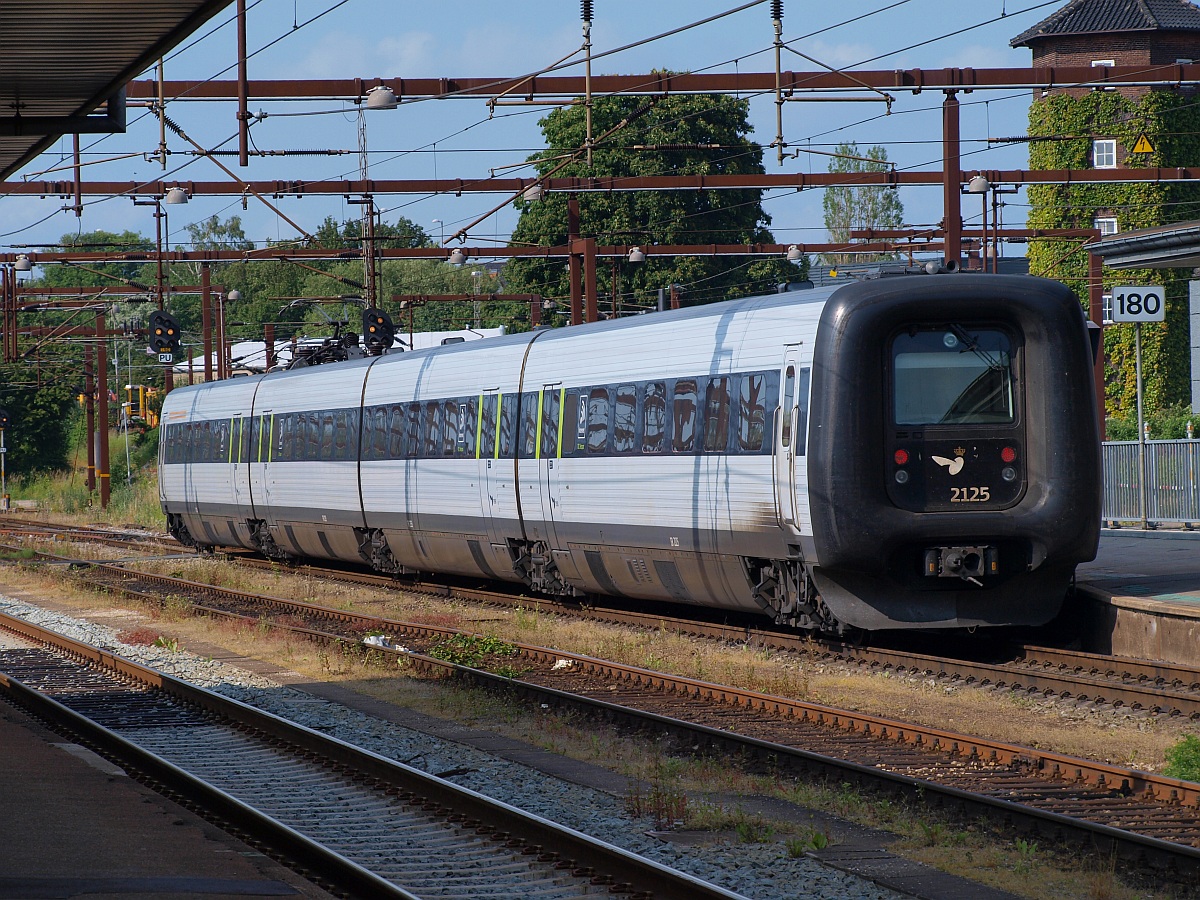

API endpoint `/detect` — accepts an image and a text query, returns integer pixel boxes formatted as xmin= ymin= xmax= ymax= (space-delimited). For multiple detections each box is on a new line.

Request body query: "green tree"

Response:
xmin=0 ymin=369 xmax=76 ymax=473
xmin=503 ymin=89 xmax=801 ymax=322
xmin=821 ymin=142 xmax=905 ymax=266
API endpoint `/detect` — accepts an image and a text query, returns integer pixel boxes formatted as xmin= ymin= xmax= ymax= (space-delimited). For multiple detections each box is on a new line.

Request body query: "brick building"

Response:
xmin=1011 ymin=0 xmax=1200 ymax=423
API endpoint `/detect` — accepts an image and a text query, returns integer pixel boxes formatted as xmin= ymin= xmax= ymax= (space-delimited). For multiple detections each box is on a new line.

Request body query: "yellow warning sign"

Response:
xmin=1132 ymin=133 xmax=1155 ymax=154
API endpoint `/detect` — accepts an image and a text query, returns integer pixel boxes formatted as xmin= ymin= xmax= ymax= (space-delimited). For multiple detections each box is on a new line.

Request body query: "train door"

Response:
xmin=230 ymin=415 xmax=248 ymax=511
xmin=247 ymin=410 xmax=272 ymax=513
xmin=538 ymin=384 xmax=563 ymax=548
xmin=774 ymin=346 xmax=807 ymax=533
xmin=475 ymin=393 xmax=504 ymax=547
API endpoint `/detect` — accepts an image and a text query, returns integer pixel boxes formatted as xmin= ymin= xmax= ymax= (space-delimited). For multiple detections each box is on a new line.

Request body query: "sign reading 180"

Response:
xmin=1112 ymin=285 xmax=1166 ymax=322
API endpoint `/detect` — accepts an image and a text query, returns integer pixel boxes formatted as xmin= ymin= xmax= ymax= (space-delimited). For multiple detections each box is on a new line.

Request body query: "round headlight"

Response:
xmin=1001 ymin=466 xmax=1017 ymax=482
xmin=895 ymin=470 xmax=910 ymax=484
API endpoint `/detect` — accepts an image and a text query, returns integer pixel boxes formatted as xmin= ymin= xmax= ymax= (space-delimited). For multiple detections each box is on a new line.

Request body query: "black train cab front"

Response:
xmin=805 ymin=273 xmax=1101 ymax=631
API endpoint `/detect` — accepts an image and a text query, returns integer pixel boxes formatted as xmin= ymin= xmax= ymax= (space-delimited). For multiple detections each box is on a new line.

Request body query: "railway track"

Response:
xmin=8 ymin=520 xmax=1200 ymax=723
xmin=8 ymin=550 xmax=1200 ymax=885
xmin=0 ymin=612 xmax=746 ymax=900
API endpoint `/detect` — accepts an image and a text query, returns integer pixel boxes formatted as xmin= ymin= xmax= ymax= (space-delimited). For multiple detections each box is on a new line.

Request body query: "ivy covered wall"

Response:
xmin=1026 ymin=89 xmax=1200 ymax=415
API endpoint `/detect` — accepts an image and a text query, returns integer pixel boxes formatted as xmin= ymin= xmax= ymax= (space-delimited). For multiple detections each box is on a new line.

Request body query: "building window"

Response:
xmin=1090 ymin=59 xmax=1115 ymax=67
xmin=1093 ymin=217 xmax=1118 ymax=236
xmin=1102 ymin=294 xmax=1113 ymax=325
xmin=1093 ymin=139 xmax=1117 ymax=169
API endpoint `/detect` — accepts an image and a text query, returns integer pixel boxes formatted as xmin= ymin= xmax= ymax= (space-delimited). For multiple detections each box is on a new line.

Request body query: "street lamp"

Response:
xmin=432 ymin=219 xmax=443 ymax=245
xmin=966 ymin=175 xmax=990 ymax=271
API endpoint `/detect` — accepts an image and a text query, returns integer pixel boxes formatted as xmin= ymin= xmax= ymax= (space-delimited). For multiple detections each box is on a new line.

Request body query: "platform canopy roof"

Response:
xmin=0 ymin=0 xmax=231 ymax=181
xmin=1086 ymin=221 xmax=1200 ymax=269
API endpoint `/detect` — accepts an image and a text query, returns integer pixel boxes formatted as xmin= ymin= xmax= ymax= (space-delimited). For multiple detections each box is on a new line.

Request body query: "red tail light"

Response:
xmin=894 ymin=449 xmax=909 ymax=465
xmin=1000 ymin=446 xmax=1017 ymax=464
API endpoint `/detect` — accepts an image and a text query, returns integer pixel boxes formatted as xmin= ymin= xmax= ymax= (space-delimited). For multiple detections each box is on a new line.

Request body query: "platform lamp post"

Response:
xmin=966 ymin=175 xmax=990 ymax=271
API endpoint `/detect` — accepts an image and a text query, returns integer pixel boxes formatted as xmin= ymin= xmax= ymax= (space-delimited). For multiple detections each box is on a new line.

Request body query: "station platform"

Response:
xmin=0 ymin=697 xmax=331 ymax=899
xmin=1074 ymin=529 xmax=1200 ymax=665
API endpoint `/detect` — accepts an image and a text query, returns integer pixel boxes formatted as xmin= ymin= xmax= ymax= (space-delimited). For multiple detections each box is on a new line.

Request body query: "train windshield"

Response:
xmin=892 ymin=326 xmax=1014 ymax=425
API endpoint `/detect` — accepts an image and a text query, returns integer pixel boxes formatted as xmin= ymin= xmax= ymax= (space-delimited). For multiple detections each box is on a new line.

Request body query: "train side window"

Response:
xmin=383 ymin=405 xmax=401 ymax=459
xmin=216 ymin=420 xmax=229 ymax=460
xmin=704 ymin=376 xmax=731 ymax=453
xmin=795 ymin=368 xmax=811 ymax=456
xmin=320 ymin=413 xmax=336 ymax=460
xmin=405 ymin=403 xmax=421 ymax=459
xmin=540 ymin=390 xmax=560 ymax=458
xmin=560 ymin=390 xmax=581 ymax=456
xmin=238 ymin=415 xmax=250 ymax=460
xmin=424 ymin=401 xmax=443 ymax=458
xmin=498 ymin=395 xmax=515 ymax=458
xmin=672 ymin=379 xmax=698 ymax=453
xmin=737 ymin=373 xmax=768 ymax=453
xmin=335 ymin=410 xmax=354 ymax=460
xmin=479 ymin=395 xmax=498 ymax=458
xmin=518 ymin=391 xmax=539 ymax=459
xmin=614 ymin=384 xmax=636 ymax=453
xmin=780 ymin=365 xmax=796 ymax=448
xmin=642 ymin=382 xmax=666 ymax=453
xmin=586 ymin=387 xmax=611 ymax=454
xmin=457 ymin=398 xmax=477 ymax=456
xmin=307 ymin=412 xmax=322 ymax=460
xmin=273 ymin=415 xmax=288 ymax=461
xmin=441 ymin=400 xmax=458 ymax=456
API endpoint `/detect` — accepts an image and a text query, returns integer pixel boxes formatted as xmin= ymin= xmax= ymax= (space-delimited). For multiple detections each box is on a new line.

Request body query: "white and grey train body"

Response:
xmin=159 ymin=272 xmax=1102 ymax=632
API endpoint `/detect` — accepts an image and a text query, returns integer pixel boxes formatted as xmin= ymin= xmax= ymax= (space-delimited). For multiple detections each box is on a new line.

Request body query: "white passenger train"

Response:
xmin=159 ymin=272 xmax=1102 ymax=632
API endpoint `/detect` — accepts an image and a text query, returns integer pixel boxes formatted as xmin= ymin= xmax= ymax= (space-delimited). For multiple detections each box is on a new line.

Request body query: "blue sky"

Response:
xmin=2 ymin=0 xmax=1070 ymax=259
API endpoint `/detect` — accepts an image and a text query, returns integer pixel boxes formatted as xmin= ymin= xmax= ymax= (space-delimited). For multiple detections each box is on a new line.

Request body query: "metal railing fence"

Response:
xmin=1102 ymin=440 xmax=1200 ymax=526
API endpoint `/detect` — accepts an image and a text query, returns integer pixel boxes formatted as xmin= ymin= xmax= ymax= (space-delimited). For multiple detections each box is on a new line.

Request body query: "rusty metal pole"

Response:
xmin=568 ymin=196 xmax=582 ymax=326
xmin=84 ymin=343 xmax=96 ymax=493
xmin=1088 ymin=246 xmax=1106 ymax=437
xmin=583 ymin=239 xmax=599 ymax=323
xmin=237 ymin=0 xmax=249 ymax=167
xmin=201 ymin=263 xmax=213 ymax=381
xmin=72 ymin=135 xmax=83 ymax=217
xmin=942 ymin=92 xmax=962 ymax=270
xmin=95 ymin=311 xmax=110 ymax=508
xmin=218 ymin=293 xmax=229 ymax=379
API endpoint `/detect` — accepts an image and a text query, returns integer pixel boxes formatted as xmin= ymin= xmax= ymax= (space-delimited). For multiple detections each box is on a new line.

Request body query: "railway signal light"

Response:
xmin=148 ymin=311 xmax=181 ymax=357
xmin=362 ymin=308 xmax=395 ymax=354
xmin=0 ymin=408 xmax=8 ymax=429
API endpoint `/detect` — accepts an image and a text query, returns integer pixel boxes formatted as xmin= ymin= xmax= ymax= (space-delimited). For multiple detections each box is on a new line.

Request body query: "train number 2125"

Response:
xmin=950 ymin=486 xmax=991 ymax=502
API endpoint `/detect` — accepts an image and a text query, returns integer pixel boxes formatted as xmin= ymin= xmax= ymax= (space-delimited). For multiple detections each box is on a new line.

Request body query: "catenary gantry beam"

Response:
xmin=5 ymin=168 xmax=1200 ymax=202
xmin=123 ymin=64 xmax=1200 ymax=101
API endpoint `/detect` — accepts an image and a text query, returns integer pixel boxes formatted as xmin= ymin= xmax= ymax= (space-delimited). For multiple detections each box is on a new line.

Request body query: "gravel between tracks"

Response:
xmin=0 ymin=593 xmax=906 ymax=900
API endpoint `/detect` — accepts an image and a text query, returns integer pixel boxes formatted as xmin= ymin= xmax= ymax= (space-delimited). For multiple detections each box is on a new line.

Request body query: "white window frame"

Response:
xmin=1102 ymin=293 xmax=1114 ymax=325
xmin=1093 ymin=216 xmax=1118 ymax=236
xmin=1091 ymin=59 xmax=1116 ymax=67
xmin=1093 ymin=139 xmax=1117 ymax=169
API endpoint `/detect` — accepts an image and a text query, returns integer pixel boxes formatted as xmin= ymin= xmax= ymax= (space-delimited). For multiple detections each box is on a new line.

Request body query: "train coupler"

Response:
xmin=923 ymin=545 xmax=999 ymax=585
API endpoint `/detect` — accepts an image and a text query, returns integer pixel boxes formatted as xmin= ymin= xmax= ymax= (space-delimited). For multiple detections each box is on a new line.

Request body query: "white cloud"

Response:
xmin=272 ymin=30 xmax=437 ymax=79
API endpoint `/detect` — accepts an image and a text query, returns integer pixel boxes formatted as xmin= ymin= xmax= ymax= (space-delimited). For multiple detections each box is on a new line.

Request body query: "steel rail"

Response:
xmin=10 ymin=546 xmax=1200 ymax=879
xmin=0 ymin=611 xmax=747 ymax=900
xmin=12 ymin=526 xmax=1200 ymax=722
